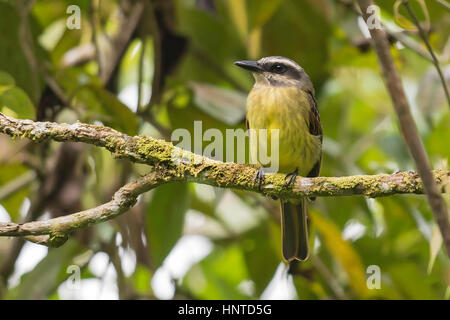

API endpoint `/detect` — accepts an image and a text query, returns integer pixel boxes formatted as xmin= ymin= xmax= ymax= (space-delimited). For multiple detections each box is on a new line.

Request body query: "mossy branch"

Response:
xmin=0 ymin=112 xmax=448 ymax=246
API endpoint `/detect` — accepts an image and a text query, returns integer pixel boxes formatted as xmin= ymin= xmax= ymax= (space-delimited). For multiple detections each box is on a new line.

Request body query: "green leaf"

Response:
xmin=262 ymin=0 xmax=331 ymax=85
xmin=224 ymin=0 xmax=248 ymax=43
xmin=75 ymin=84 xmax=138 ymax=135
xmin=167 ymin=91 xmax=249 ymax=164
xmin=174 ymin=0 xmax=244 ymax=85
xmin=0 ymin=70 xmax=15 ymax=89
xmin=388 ymin=262 xmax=439 ymax=299
xmin=0 ymin=2 xmax=45 ymax=101
xmin=133 ymin=264 xmax=153 ymax=295
xmin=311 ymin=210 xmax=369 ymax=298
xmin=118 ymin=38 xmax=154 ymax=93
xmin=190 ymin=82 xmax=246 ymax=125
xmin=146 ymin=182 xmax=190 ymax=268
xmin=247 ymin=0 xmax=284 ymax=30
xmin=0 ymin=163 xmax=30 ymax=222
xmin=8 ymin=240 xmax=83 ymax=299
xmin=427 ymin=224 xmax=442 ymax=274
xmin=0 ymin=86 xmax=35 ymax=119
xmin=183 ymin=244 xmax=250 ymax=299
xmin=241 ymin=221 xmax=280 ymax=296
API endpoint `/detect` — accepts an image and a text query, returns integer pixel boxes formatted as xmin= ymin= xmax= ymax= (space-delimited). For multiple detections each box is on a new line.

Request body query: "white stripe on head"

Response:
xmin=258 ymin=56 xmax=303 ymax=72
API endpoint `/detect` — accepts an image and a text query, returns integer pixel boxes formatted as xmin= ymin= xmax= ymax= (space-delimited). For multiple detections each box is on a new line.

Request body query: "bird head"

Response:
xmin=234 ymin=56 xmax=314 ymax=93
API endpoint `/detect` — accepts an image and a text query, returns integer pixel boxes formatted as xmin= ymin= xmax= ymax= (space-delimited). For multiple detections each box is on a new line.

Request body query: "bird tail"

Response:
xmin=281 ymin=199 xmax=309 ymax=262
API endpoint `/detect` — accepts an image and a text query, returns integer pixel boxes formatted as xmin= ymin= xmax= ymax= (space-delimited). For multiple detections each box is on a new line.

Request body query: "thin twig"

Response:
xmin=403 ymin=0 xmax=450 ymax=109
xmin=0 ymin=171 xmax=161 ymax=246
xmin=310 ymin=256 xmax=350 ymax=300
xmin=432 ymin=0 xmax=450 ymax=11
xmin=144 ymin=0 xmax=163 ymax=110
xmin=137 ymin=36 xmax=146 ymax=112
xmin=90 ymin=0 xmax=102 ymax=77
xmin=100 ymin=1 xmax=145 ymax=83
xmin=388 ymin=30 xmax=433 ymax=62
xmin=337 ymin=0 xmax=445 ymax=63
xmin=358 ymin=0 xmax=450 ymax=258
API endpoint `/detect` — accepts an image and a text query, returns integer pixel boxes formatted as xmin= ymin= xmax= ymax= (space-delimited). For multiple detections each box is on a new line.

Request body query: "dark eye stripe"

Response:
xmin=270 ymin=64 xmax=287 ymax=73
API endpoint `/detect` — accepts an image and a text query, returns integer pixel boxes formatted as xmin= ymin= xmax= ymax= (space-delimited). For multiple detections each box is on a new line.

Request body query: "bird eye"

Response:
xmin=270 ymin=64 xmax=286 ymax=74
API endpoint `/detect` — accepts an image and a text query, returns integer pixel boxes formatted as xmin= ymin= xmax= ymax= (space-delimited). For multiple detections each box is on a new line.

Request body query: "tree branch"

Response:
xmin=403 ymin=0 xmax=450 ymax=109
xmin=358 ymin=0 xmax=450 ymax=257
xmin=99 ymin=1 xmax=145 ymax=84
xmin=0 ymin=171 xmax=164 ymax=246
xmin=0 ymin=111 xmax=448 ymax=246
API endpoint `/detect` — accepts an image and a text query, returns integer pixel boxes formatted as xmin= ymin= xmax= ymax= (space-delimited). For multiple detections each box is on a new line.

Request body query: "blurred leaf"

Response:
xmin=183 ymin=244 xmax=249 ymax=299
xmin=146 ymin=182 xmax=190 ymax=268
xmin=416 ymin=66 xmax=450 ymax=114
xmin=225 ymin=0 xmax=248 ymax=43
xmin=311 ymin=211 xmax=369 ymax=298
xmin=425 ymin=113 xmax=450 ymax=160
xmin=393 ymin=0 xmax=429 ymax=31
xmin=241 ymin=220 xmax=280 ymax=296
xmin=247 ymin=27 xmax=262 ymax=59
xmin=50 ymin=26 xmax=82 ymax=65
xmin=167 ymin=92 xmax=249 ymax=164
xmin=388 ymin=262 xmax=438 ymax=299
xmin=190 ymin=82 xmax=246 ymax=125
xmin=54 ymin=66 xmax=101 ymax=96
xmin=8 ymin=240 xmax=82 ymax=299
xmin=38 ymin=18 xmax=66 ymax=52
xmin=174 ymin=0 xmax=246 ymax=88
xmin=293 ymin=273 xmax=326 ymax=299
xmin=0 ymin=86 xmax=35 ymax=119
xmin=262 ymin=0 xmax=331 ymax=85
xmin=132 ymin=264 xmax=153 ymax=295
xmin=0 ymin=70 xmax=15 ymax=88
xmin=0 ymin=163 xmax=29 ymax=222
xmin=427 ymin=224 xmax=443 ymax=274
xmin=75 ymin=84 xmax=138 ymax=135
xmin=247 ymin=0 xmax=283 ymax=30
xmin=91 ymin=148 xmax=119 ymax=199
xmin=0 ymin=2 xmax=45 ymax=100
xmin=393 ymin=0 xmax=417 ymax=31
xmin=32 ymin=0 xmax=91 ymax=27
xmin=118 ymin=38 xmax=154 ymax=96
xmin=176 ymin=0 xmax=242 ymax=62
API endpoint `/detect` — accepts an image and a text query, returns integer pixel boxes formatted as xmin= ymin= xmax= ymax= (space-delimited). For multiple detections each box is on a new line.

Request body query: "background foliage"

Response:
xmin=0 ymin=0 xmax=449 ymax=300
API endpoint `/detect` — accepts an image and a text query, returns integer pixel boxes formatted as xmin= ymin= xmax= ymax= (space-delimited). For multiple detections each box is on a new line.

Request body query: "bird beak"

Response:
xmin=234 ymin=60 xmax=263 ymax=72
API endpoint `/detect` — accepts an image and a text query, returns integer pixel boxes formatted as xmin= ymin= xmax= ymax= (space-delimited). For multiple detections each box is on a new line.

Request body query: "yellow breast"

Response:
xmin=246 ymin=86 xmax=321 ymax=176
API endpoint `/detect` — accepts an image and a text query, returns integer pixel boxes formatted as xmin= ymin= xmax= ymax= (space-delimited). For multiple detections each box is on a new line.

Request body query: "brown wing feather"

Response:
xmin=306 ymin=90 xmax=322 ymax=178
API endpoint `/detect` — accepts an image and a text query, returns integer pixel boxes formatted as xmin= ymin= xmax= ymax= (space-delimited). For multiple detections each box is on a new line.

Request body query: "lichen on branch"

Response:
xmin=0 ymin=112 xmax=448 ymax=247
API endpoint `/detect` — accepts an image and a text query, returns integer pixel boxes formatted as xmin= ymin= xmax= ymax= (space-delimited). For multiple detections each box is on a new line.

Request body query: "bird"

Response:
xmin=235 ymin=56 xmax=322 ymax=262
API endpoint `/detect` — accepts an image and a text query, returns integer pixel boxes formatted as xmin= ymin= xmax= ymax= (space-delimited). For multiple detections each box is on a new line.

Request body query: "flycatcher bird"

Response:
xmin=235 ymin=56 xmax=322 ymax=262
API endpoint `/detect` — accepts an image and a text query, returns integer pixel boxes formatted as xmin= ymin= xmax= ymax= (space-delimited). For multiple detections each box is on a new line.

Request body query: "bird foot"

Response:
xmin=285 ymin=168 xmax=298 ymax=187
xmin=254 ymin=168 xmax=266 ymax=190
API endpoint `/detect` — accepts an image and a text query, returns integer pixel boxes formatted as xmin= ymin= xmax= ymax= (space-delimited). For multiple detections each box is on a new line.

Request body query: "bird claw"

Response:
xmin=254 ymin=168 xmax=265 ymax=190
xmin=285 ymin=168 xmax=298 ymax=187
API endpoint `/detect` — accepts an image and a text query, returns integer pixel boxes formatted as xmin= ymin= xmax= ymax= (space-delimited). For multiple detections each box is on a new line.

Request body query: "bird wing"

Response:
xmin=306 ymin=91 xmax=322 ymax=178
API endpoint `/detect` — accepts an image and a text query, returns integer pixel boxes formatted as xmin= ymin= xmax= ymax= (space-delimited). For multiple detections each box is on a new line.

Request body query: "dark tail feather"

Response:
xmin=281 ymin=199 xmax=309 ymax=262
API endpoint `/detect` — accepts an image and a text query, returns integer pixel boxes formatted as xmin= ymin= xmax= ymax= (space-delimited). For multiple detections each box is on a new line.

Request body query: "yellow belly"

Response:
xmin=246 ymin=86 xmax=321 ymax=176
